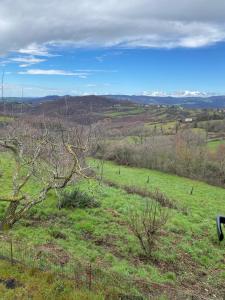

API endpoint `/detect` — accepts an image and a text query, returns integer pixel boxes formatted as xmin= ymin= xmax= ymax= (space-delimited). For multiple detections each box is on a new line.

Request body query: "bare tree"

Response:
xmin=0 ymin=119 xmax=90 ymax=229
xmin=128 ymin=200 xmax=169 ymax=259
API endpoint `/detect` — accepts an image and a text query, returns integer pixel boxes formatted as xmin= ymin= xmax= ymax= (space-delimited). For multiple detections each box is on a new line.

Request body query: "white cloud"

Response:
xmin=143 ymin=90 xmax=214 ymax=97
xmin=0 ymin=0 xmax=225 ymax=55
xmin=143 ymin=91 xmax=167 ymax=97
xmin=17 ymin=44 xmax=52 ymax=56
xmin=11 ymin=56 xmax=46 ymax=67
xmin=76 ymin=69 xmax=117 ymax=73
xmin=18 ymin=69 xmax=88 ymax=77
xmin=173 ymin=90 xmax=209 ymax=97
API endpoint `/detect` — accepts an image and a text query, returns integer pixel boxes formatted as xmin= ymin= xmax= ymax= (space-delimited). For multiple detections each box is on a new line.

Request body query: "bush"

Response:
xmin=123 ymin=185 xmax=176 ymax=209
xmin=128 ymin=200 xmax=169 ymax=259
xmin=58 ymin=188 xmax=100 ymax=209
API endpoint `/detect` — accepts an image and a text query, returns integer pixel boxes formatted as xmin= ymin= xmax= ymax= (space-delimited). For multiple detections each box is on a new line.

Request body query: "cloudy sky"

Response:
xmin=1 ymin=0 xmax=225 ymax=97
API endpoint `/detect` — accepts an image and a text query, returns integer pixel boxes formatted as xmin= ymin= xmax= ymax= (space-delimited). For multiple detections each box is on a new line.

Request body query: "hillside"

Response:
xmin=0 ymin=152 xmax=225 ymax=299
xmin=0 ymin=96 xmax=135 ymax=124
xmin=3 ymin=94 xmax=225 ymax=109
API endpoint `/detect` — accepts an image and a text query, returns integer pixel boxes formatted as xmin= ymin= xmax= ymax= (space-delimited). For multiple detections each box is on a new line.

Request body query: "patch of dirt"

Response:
xmin=106 ymin=208 xmax=121 ymax=218
xmin=152 ymin=250 xmax=223 ymax=299
xmin=105 ymin=208 xmax=127 ymax=227
xmin=50 ymin=230 xmax=67 ymax=240
xmin=36 ymin=243 xmax=70 ymax=266
xmin=82 ymin=230 xmax=128 ymax=259
xmin=93 ymin=234 xmax=117 ymax=248
xmin=178 ymin=251 xmax=223 ymax=299
xmin=117 ymin=294 xmax=144 ymax=300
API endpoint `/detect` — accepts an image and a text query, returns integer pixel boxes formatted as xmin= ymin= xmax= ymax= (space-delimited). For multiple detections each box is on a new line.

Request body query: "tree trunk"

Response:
xmin=0 ymin=201 xmax=19 ymax=230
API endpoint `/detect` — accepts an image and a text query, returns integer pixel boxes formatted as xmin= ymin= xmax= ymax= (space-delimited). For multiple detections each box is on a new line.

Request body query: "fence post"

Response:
xmin=10 ymin=238 xmax=13 ymax=265
xmin=87 ymin=263 xmax=92 ymax=290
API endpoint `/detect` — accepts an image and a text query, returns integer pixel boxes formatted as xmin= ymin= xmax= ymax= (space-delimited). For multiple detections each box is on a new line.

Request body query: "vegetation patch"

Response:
xmin=103 ymin=179 xmax=177 ymax=210
xmin=0 ymin=260 xmax=103 ymax=299
xmin=58 ymin=188 xmax=100 ymax=209
xmin=128 ymin=199 xmax=169 ymax=260
xmin=36 ymin=243 xmax=70 ymax=266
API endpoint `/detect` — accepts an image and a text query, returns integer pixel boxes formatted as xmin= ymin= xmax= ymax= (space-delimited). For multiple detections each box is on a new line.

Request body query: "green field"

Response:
xmin=0 ymin=154 xmax=225 ymax=298
xmin=0 ymin=115 xmax=14 ymax=122
xmin=104 ymin=107 xmax=145 ymax=118
xmin=0 ymin=260 xmax=102 ymax=300
xmin=207 ymin=139 xmax=225 ymax=151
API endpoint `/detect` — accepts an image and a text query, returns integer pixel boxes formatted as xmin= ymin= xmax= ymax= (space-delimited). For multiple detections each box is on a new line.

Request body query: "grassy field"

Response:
xmin=144 ymin=121 xmax=177 ymax=135
xmin=0 ymin=154 xmax=225 ymax=298
xmin=104 ymin=107 xmax=146 ymax=118
xmin=0 ymin=260 xmax=102 ymax=300
xmin=207 ymin=139 xmax=225 ymax=151
xmin=0 ymin=115 xmax=14 ymax=122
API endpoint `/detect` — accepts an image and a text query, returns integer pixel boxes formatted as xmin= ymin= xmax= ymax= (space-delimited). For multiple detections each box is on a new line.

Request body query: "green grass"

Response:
xmin=1 ymin=153 xmax=225 ymax=298
xmin=207 ymin=139 xmax=225 ymax=151
xmin=144 ymin=121 xmax=177 ymax=134
xmin=0 ymin=115 xmax=14 ymax=122
xmin=104 ymin=107 xmax=145 ymax=118
xmin=0 ymin=260 xmax=103 ymax=300
xmin=89 ymin=159 xmax=225 ymax=297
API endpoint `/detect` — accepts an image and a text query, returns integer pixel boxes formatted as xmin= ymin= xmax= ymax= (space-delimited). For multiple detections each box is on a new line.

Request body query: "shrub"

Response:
xmin=128 ymin=200 xmax=169 ymax=259
xmin=124 ymin=185 xmax=176 ymax=209
xmin=58 ymin=188 xmax=100 ymax=209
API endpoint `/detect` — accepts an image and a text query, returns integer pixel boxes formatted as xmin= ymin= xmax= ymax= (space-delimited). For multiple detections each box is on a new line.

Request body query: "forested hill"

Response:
xmin=3 ymin=94 xmax=225 ymax=109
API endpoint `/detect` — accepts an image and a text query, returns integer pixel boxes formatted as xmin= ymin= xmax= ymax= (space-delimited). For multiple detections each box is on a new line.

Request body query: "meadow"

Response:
xmin=207 ymin=139 xmax=225 ymax=151
xmin=0 ymin=152 xmax=225 ymax=299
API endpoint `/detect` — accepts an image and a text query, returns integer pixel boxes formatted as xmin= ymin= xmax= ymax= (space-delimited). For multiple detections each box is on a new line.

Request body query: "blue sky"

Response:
xmin=1 ymin=0 xmax=225 ymax=97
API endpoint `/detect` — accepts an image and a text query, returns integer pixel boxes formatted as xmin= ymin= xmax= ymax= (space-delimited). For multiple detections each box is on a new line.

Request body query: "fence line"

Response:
xmin=0 ymin=237 xmax=210 ymax=300
xmin=0 ymin=236 xmax=139 ymax=295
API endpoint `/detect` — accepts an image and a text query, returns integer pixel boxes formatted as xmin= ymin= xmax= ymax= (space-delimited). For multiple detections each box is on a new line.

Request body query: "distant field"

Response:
xmin=145 ymin=121 xmax=176 ymax=134
xmin=104 ymin=107 xmax=145 ymax=118
xmin=207 ymin=139 xmax=225 ymax=151
xmin=0 ymin=115 xmax=14 ymax=122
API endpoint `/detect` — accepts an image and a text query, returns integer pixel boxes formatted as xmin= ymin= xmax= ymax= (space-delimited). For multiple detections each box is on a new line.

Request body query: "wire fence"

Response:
xmin=0 ymin=235 xmax=142 ymax=297
xmin=0 ymin=236 xmax=215 ymax=300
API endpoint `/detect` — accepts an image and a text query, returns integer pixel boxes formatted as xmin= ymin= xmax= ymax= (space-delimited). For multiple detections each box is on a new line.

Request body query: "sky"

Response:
xmin=1 ymin=0 xmax=225 ymax=97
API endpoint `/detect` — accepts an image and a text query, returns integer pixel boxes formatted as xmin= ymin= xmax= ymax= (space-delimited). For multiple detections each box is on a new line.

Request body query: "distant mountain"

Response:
xmin=105 ymin=95 xmax=225 ymax=108
xmin=0 ymin=95 xmax=132 ymax=124
xmin=2 ymin=94 xmax=225 ymax=109
xmin=1 ymin=95 xmax=61 ymax=104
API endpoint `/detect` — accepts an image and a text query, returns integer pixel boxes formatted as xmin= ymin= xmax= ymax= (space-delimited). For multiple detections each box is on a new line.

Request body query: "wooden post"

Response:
xmin=87 ymin=263 xmax=92 ymax=290
xmin=10 ymin=238 xmax=13 ymax=265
